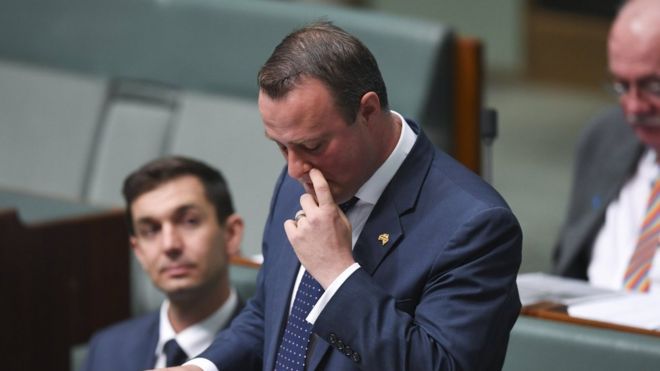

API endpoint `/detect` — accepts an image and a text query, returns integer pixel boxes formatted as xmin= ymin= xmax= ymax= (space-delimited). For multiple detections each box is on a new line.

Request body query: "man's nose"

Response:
xmin=286 ymin=150 xmax=311 ymax=180
xmin=162 ymin=224 xmax=183 ymax=253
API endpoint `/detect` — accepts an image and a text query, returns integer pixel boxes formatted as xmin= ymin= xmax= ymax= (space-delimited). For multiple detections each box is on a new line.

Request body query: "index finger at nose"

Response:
xmin=309 ymin=168 xmax=335 ymax=206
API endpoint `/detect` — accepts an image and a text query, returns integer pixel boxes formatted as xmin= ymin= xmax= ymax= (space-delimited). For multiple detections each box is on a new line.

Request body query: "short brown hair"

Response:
xmin=258 ymin=20 xmax=388 ymax=124
xmin=122 ymin=156 xmax=234 ymax=235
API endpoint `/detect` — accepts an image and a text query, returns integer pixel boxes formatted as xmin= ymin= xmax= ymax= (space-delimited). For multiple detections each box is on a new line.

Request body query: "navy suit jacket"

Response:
xmin=199 ymin=121 xmax=522 ymax=370
xmin=82 ymin=300 xmax=243 ymax=371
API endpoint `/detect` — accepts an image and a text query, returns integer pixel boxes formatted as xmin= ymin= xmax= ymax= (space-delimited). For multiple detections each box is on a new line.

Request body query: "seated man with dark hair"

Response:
xmin=82 ymin=156 xmax=245 ymax=370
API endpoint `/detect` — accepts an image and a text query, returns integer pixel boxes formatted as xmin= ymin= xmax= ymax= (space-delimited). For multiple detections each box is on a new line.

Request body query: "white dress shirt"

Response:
xmin=187 ymin=111 xmax=417 ymax=371
xmin=154 ymin=288 xmax=238 ymax=368
xmin=589 ymin=149 xmax=660 ymax=292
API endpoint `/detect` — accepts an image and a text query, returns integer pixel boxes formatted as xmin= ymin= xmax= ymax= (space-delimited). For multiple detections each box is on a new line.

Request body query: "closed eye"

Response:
xmin=277 ymin=142 xmax=288 ymax=155
xmin=299 ymin=141 xmax=323 ymax=153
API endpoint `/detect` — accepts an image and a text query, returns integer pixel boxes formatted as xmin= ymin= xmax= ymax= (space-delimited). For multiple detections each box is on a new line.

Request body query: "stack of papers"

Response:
xmin=518 ymin=272 xmax=660 ymax=331
xmin=517 ymin=272 xmax=619 ymax=307
xmin=568 ymin=294 xmax=660 ymax=331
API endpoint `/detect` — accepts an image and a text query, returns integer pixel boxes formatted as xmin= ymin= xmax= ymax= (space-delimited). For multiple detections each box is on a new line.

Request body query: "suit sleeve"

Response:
xmin=312 ymin=207 xmax=522 ymax=370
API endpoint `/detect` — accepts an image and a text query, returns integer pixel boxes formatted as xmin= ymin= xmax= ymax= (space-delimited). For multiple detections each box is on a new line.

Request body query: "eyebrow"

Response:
xmin=134 ymin=203 xmax=200 ymax=225
xmin=263 ymin=131 xmax=325 ymax=147
xmin=134 ymin=217 xmax=157 ymax=227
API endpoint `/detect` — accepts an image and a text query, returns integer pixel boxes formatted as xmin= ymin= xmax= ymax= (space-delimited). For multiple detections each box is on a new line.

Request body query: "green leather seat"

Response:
xmin=504 ymin=316 xmax=660 ymax=371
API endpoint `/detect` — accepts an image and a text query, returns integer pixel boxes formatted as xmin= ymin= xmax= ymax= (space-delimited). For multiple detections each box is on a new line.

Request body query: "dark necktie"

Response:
xmin=163 ymin=338 xmax=188 ymax=367
xmin=273 ymin=197 xmax=358 ymax=371
xmin=339 ymin=196 xmax=359 ymax=213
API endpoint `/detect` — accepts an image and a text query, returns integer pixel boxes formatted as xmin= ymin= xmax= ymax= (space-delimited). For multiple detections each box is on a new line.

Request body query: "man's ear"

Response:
xmin=223 ymin=214 xmax=244 ymax=257
xmin=357 ymin=91 xmax=381 ymax=125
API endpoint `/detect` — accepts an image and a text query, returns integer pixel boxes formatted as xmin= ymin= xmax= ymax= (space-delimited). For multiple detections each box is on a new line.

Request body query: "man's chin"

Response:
xmin=163 ymin=283 xmax=200 ymax=301
xmin=160 ymin=277 xmax=195 ymax=293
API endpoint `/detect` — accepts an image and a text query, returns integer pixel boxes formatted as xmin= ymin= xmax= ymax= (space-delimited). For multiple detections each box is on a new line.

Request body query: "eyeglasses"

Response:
xmin=611 ymin=77 xmax=660 ymax=101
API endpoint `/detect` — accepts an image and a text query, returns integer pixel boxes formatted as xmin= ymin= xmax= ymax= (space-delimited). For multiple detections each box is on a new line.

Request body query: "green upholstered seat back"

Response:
xmin=0 ymin=0 xmax=454 ymax=146
xmin=504 ymin=317 xmax=660 ymax=371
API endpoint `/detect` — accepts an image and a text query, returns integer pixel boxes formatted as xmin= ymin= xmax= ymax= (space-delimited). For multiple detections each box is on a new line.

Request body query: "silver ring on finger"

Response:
xmin=294 ymin=210 xmax=306 ymax=223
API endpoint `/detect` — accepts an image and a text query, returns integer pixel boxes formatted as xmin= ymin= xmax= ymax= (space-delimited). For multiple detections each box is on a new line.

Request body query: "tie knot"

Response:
xmin=163 ymin=339 xmax=188 ymax=367
xmin=339 ymin=197 xmax=359 ymax=213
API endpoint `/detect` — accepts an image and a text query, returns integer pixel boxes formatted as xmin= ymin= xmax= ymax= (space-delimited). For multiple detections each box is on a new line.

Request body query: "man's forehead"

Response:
xmin=612 ymin=1 xmax=660 ymax=45
xmin=132 ymin=201 xmax=200 ymax=221
xmin=132 ymin=177 xmax=207 ymax=213
xmin=264 ymin=126 xmax=326 ymax=144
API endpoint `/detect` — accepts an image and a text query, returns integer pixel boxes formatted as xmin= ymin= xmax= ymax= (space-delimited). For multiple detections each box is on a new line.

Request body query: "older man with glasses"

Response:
xmin=554 ymin=0 xmax=660 ymax=293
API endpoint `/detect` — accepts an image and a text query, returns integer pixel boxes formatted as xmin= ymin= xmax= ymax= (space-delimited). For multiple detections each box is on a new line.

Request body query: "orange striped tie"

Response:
xmin=623 ymin=178 xmax=660 ymax=292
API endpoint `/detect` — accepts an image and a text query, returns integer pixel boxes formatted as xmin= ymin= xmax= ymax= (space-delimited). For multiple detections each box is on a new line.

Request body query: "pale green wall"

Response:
xmin=370 ymin=0 xmax=524 ymax=74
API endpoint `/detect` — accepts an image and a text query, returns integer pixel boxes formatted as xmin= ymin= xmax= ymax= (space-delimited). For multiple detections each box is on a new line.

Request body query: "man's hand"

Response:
xmin=284 ymin=168 xmax=355 ymax=288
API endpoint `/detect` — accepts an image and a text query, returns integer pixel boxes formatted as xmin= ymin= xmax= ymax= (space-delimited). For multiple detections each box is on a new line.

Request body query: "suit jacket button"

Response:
xmin=336 ymin=339 xmax=344 ymax=351
xmin=343 ymin=345 xmax=353 ymax=356
xmin=351 ymin=352 xmax=361 ymax=363
xmin=329 ymin=333 xmax=337 ymax=345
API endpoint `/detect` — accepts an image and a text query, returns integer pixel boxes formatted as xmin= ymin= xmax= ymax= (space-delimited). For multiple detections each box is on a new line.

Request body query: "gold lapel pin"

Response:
xmin=377 ymin=233 xmax=389 ymax=246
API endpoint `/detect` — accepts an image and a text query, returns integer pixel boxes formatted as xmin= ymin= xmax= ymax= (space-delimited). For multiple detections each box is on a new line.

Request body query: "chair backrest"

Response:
xmin=0 ymin=60 xmax=105 ymax=199
xmin=0 ymin=0 xmax=452 ymax=118
xmin=504 ymin=316 xmax=660 ymax=371
xmin=0 ymin=0 xmax=481 ymax=172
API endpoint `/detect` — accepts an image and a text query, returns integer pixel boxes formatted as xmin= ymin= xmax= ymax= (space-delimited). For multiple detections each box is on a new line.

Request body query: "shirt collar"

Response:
xmin=353 ymin=110 xmax=417 ymax=205
xmin=641 ymin=149 xmax=659 ymax=183
xmin=155 ymin=288 xmax=238 ymax=359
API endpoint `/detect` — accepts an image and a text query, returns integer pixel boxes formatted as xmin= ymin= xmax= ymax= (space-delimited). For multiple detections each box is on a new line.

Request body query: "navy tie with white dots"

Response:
xmin=274 ymin=270 xmax=324 ymax=371
xmin=274 ymin=198 xmax=358 ymax=371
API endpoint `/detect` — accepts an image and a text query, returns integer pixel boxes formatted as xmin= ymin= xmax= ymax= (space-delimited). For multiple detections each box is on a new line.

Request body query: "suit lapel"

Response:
xmin=354 ymin=125 xmax=432 ymax=274
xmin=353 ymin=206 xmax=403 ymax=274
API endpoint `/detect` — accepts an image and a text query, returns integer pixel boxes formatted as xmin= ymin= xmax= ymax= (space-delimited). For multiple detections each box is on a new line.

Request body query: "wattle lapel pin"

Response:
xmin=377 ymin=233 xmax=389 ymax=246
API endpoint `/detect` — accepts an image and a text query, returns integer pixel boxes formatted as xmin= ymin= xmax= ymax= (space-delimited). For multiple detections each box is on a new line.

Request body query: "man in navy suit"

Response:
xmin=163 ymin=21 xmax=521 ymax=371
xmin=82 ymin=156 xmax=245 ymax=370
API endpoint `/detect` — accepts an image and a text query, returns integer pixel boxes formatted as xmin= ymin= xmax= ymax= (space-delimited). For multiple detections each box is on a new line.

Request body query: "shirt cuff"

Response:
xmin=306 ymin=263 xmax=361 ymax=324
xmin=184 ymin=357 xmax=219 ymax=371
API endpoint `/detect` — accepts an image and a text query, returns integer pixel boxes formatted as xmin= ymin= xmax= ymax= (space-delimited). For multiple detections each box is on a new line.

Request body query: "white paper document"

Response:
xmin=567 ymin=293 xmax=660 ymax=330
xmin=518 ymin=273 xmax=660 ymax=331
xmin=517 ymin=272 xmax=619 ymax=307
